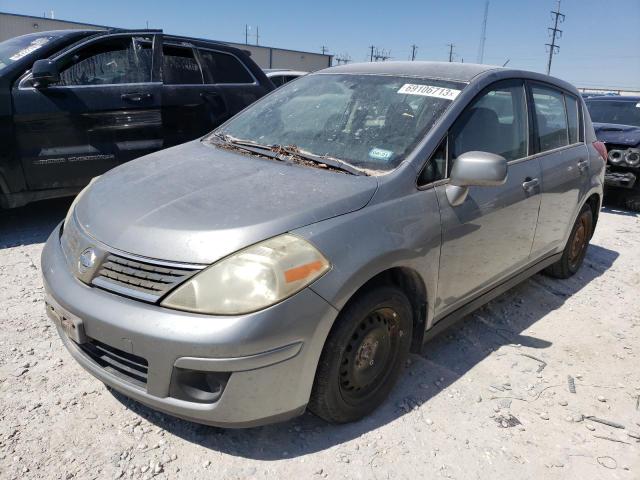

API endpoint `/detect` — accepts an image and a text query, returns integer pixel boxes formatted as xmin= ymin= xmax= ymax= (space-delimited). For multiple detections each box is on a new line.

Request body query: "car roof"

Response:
xmin=265 ymin=70 xmax=308 ymax=77
xmin=585 ymin=95 xmax=640 ymax=102
xmin=319 ymin=61 xmax=504 ymax=83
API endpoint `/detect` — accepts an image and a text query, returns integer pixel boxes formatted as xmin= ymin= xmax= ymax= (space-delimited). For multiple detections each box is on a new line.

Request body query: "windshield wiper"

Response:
xmin=210 ymin=132 xmax=364 ymax=176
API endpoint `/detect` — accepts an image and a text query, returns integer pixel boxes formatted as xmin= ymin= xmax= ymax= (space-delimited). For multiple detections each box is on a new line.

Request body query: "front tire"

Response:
xmin=309 ymin=286 xmax=413 ymax=424
xmin=544 ymin=204 xmax=593 ymax=279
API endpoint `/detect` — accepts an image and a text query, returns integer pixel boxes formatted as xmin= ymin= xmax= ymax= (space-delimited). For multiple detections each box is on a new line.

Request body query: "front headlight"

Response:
xmin=161 ymin=234 xmax=330 ymax=315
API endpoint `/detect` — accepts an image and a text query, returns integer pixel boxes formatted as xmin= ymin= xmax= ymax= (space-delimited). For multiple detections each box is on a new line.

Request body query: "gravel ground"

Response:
xmin=0 ymin=199 xmax=639 ymax=480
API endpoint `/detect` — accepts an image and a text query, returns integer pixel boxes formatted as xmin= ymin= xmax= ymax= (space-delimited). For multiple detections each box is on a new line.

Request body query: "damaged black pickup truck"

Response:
xmin=585 ymin=96 xmax=640 ymax=212
xmin=0 ymin=29 xmax=273 ymax=208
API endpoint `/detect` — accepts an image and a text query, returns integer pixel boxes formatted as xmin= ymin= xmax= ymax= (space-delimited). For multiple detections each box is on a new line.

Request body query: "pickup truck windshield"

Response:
xmin=212 ymin=74 xmax=464 ymax=172
xmin=586 ymin=99 xmax=640 ymax=128
xmin=0 ymin=32 xmax=60 ymax=72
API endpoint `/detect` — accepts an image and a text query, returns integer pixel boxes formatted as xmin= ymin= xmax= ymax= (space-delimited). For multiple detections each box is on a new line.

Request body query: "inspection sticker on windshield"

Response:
xmin=397 ymin=84 xmax=461 ymax=100
xmin=369 ymin=148 xmax=394 ymax=162
xmin=9 ymin=37 xmax=51 ymax=61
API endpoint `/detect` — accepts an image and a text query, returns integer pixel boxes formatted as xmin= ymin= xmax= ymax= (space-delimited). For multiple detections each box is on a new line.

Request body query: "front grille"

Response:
xmin=79 ymin=339 xmax=149 ymax=389
xmin=91 ymin=254 xmax=199 ymax=303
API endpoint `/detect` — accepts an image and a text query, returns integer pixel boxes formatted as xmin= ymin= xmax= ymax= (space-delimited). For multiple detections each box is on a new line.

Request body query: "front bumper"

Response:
xmin=41 ymin=225 xmax=338 ymax=427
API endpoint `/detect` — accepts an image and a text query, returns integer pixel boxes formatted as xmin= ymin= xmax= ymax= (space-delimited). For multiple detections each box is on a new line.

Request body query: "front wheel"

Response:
xmin=544 ymin=204 xmax=593 ymax=279
xmin=309 ymin=286 xmax=413 ymax=424
xmin=623 ymin=193 xmax=640 ymax=213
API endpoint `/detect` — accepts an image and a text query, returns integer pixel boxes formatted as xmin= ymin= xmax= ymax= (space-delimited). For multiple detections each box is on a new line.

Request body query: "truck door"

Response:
xmin=11 ymin=32 xmax=162 ymax=190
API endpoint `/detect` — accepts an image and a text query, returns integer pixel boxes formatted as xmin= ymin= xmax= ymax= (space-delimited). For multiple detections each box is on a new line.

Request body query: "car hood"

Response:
xmin=593 ymin=122 xmax=640 ymax=147
xmin=75 ymin=140 xmax=378 ymax=264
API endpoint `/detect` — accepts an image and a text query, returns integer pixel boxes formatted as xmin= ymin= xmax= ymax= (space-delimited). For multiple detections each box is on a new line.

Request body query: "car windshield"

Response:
xmin=586 ymin=99 xmax=640 ymax=128
xmin=210 ymin=73 xmax=464 ymax=172
xmin=0 ymin=32 xmax=60 ymax=72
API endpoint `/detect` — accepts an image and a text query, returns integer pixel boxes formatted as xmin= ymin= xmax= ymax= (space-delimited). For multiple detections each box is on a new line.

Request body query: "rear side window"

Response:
xmin=163 ymin=45 xmax=202 ymax=85
xmin=450 ymin=82 xmax=528 ymax=162
xmin=532 ymin=86 xmax=569 ymax=151
xmin=565 ymin=95 xmax=580 ymax=144
xmin=198 ymin=49 xmax=253 ymax=84
xmin=56 ymin=36 xmax=153 ymax=86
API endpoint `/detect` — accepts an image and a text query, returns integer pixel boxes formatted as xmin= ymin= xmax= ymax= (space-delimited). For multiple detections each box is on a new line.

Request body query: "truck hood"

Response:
xmin=75 ymin=140 xmax=378 ymax=264
xmin=593 ymin=122 xmax=640 ymax=147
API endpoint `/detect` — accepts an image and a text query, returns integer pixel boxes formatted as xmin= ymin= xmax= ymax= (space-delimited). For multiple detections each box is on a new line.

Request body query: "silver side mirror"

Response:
xmin=446 ymin=151 xmax=508 ymax=206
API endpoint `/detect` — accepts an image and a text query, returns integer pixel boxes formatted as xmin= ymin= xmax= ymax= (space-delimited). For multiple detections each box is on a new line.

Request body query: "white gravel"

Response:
xmin=1 ymin=199 xmax=639 ymax=479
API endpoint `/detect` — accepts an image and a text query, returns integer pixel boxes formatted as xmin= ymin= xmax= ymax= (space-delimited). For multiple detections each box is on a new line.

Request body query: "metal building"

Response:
xmin=0 ymin=11 xmax=332 ymax=71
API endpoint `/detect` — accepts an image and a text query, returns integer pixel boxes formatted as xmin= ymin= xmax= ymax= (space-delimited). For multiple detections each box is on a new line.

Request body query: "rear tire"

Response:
xmin=309 ymin=286 xmax=413 ymax=424
xmin=544 ymin=204 xmax=593 ymax=279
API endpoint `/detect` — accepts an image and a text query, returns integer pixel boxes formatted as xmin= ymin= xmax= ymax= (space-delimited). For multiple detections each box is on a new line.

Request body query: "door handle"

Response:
xmin=577 ymin=159 xmax=589 ymax=172
xmin=121 ymin=92 xmax=152 ymax=102
xmin=200 ymin=91 xmax=229 ymax=115
xmin=522 ymin=178 xmax=539 ymax=191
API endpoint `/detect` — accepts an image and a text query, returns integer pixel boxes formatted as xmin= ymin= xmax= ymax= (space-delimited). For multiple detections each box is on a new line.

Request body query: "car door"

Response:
xmin=528 ymin=83 xmax=589 ymax=256
xmin=11 ymin=32 xmax=162 ymax=190
xmin=434 ymin=79 xmax=542 ymax=317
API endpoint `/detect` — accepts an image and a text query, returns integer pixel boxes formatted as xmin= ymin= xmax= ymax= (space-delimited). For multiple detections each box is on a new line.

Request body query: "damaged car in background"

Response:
xmin=0 ymin=29 xmax=272 ymax=209
xmin=585 ymin=95 xmax=640 ymax=211
xmin=42 ymin=62 xmax=604 ymax=427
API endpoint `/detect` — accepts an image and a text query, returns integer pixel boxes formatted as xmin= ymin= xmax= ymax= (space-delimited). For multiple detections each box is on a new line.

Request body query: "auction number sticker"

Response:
xmin=397 ymin=84 xmax=461 ymax=100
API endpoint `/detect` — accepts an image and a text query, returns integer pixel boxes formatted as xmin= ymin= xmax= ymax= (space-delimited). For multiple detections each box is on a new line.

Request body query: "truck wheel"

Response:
xmin=309 ymin=286 xmax=412 ymax=424
xmin=544 ymin=204 xmax=593 ymax=279
xmin=624 ymin=194 xmax=640 ymax=212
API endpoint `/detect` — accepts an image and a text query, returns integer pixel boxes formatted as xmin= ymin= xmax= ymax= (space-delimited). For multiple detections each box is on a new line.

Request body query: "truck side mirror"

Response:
xmin=446 ymin=151 xmax=508 ymax=206
xmin=30 ymin=59 xmax=61 ymax=88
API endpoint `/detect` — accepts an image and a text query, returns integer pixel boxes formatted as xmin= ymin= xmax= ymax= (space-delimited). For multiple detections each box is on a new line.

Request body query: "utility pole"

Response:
xmin=335 ymin=54 xmax=351 ymax=65
xmin=245 ymin=24 xmax=249 ymax=44
xmin=321 ymin=46 xmax=328 ymax=55
xmin=410 ymin=44 xmax=418 ymax=61
xmin=546 ymin=0 xmax=564 ymax=75
xmin=477 ymin=0 xmax=489 ymax=63
xmin=255 ymin=26 xmax=259 ymax=46
xmin=447 ymin=43 xmax=455 ymax=62
xmin=369 ymin=45 xmax=375 ymax=62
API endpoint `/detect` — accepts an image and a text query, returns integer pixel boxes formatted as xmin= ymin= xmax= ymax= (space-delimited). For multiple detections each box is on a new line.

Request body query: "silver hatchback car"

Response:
xmin=42 ymin=62 xmax=605 ymax=427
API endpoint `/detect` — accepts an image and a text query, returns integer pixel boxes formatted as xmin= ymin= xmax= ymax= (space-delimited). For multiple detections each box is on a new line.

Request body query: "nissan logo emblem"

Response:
xmin=78 ymin=248 xmax=97 ymax=271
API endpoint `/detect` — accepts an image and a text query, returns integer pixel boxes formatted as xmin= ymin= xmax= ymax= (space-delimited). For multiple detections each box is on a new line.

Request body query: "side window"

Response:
xmin=418 ymin=138 xmax=447 ymax=186
xmin=565 ymin=95 xmax=580 ymax=144
xmin=198 ymin=50 xmax=253 ymax=84
xmin=57 ymin=36 xmax=153 ymax=86
xmin=450 ymin=82 xmax=528 ymax=163
xmin=532 ymin=86 xmax=569 ymax=151
xmin=163 ymin=45 xmax=202 ymax=85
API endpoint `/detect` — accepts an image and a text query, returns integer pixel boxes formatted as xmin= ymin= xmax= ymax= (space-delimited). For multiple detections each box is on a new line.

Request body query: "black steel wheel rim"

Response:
xmin=338 ymin=307 xmax=400 ymax=404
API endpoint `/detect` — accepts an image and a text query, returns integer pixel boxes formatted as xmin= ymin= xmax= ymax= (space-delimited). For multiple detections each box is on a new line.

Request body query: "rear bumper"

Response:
xmin=604 ymin=170 xmax=636 ymax=190
xmin=41 ymin=225 xmax=338 ymax=427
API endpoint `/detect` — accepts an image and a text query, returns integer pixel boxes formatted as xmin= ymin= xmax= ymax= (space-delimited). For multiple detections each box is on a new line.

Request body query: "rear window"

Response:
xmin=532 ymin=86 xmax=569 ymax=152
xmin=198 ymin=49 xmax=253 ymax=84
xmin=163 ymin=45 xmax=202 ymax=85
xmin=586 ymin=100 xmax=640 ymax=128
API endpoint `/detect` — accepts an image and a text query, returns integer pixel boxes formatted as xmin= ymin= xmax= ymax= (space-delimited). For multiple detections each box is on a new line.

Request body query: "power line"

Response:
xmin=545 ymin=0 xmax=565 ymax=75
xmin=477 ymin=1 xmax=489 ymax=63
xmin=410 ymin=44 xmax=418 ymax=61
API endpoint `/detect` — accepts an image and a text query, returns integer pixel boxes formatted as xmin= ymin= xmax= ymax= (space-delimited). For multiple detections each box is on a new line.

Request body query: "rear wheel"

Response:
xmin=544 ymin=204 xmax=593 ymax=279
xmin=309 ymin=286 xmax=412 ymax=424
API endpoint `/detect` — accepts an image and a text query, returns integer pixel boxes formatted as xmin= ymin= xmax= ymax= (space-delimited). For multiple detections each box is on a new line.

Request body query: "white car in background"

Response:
xmin=264 ymin=68 xmax=308 ymax=87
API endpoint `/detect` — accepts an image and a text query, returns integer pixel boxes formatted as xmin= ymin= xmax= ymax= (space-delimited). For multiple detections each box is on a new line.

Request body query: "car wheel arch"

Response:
xmin=317 ymin=266 xmax=428 ymax=354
